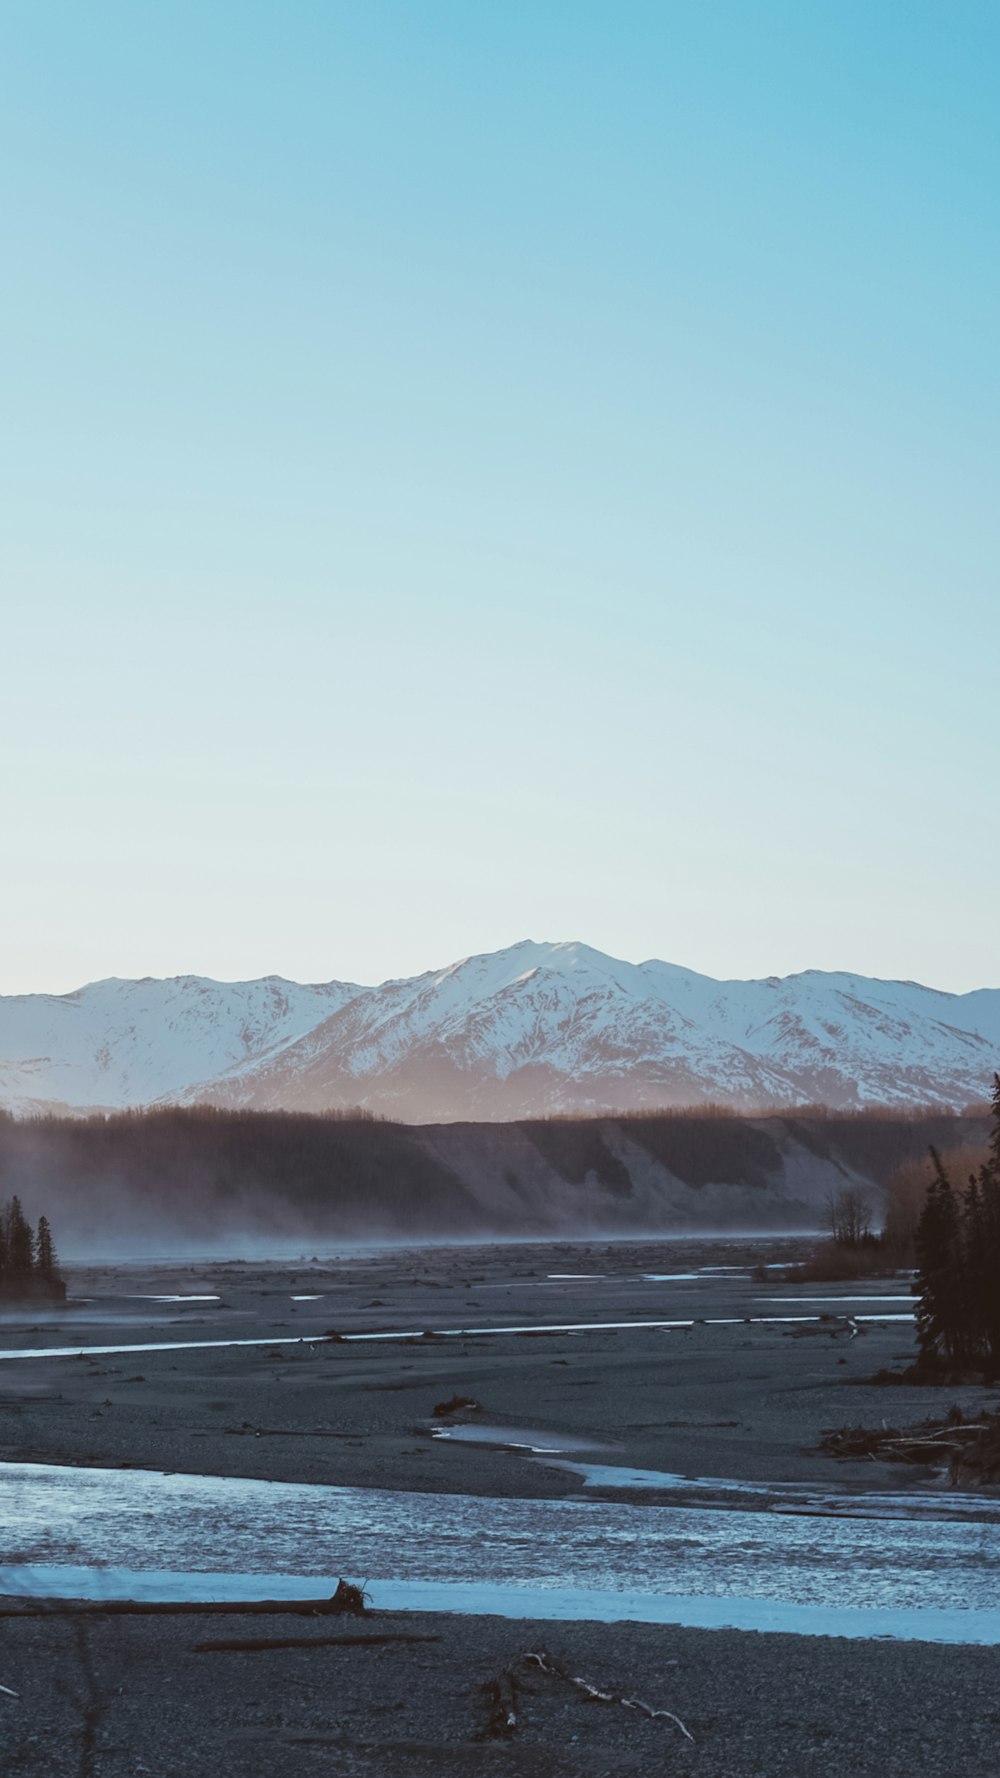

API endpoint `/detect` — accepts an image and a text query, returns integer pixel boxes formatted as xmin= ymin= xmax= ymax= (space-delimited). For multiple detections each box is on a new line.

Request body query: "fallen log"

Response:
xmin=224 ymin=1427 xmax=357 ymax=1439
xmin=194 ymin=1633 xmax=439 ymax=1653
xmin=0 ymin=1595 xmax=368 ymax=1621
xmin=482 ymin=1647 xmax=693 ymax=1743
xmin=525 ymin=1648 xmax=694 ymax=1741
xmin=432 ymin=1395 xmax=481 ymax=1417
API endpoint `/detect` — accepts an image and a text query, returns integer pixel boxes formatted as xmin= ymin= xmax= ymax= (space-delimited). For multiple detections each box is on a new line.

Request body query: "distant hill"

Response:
xmin=1 ymin=941 xmax=997 ymax=1120
xmin=0 ymin=1104 xmax=988 ymax=1252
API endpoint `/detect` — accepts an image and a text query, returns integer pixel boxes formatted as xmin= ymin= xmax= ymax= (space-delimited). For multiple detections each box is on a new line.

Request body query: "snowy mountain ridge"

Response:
xmin=1 ymin=940 xmax=997 ymax=1119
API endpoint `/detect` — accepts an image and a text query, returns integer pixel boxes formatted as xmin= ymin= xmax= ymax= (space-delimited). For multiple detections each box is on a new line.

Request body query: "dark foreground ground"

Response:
xmin=4 ymin=1607 xmax=1000 ymax=1778
xmin=2 ymin=1237 xmax=999 ymax=1776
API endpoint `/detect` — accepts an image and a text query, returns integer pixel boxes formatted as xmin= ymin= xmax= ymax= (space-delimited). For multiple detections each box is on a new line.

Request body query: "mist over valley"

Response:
xmin=0 ymin=1102 xmax=989 ymax=1256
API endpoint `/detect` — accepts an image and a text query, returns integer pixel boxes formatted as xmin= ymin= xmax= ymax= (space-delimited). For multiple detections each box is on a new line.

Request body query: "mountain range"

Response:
xmin=1 ymin=940 xmax=997 ymax=1120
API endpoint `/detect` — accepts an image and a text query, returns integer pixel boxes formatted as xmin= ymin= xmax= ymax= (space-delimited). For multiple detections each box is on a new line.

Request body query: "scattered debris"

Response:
xmin=784 ymin=1315 xmax=863 ymax=1340
xmin=329 ymin=1578 xmax=370 ymax=1615
xmin=953 ymin=1419 xmax=1000 ymax=1484
xmin=820 ymin=1405 xmax=1000 ymax=1478
xmin=482 ymin=1647 xmax=692 ymax=1742
xmin=483 ymin=1665 xmax=521 ymax=1736
xmin=432 ymin=1394 xmax=481 ymax=1417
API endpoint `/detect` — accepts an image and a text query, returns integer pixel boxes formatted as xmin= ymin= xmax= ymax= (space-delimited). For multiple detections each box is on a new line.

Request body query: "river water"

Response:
xmin=0 ymin=1309 xmax=913 ymax=1364
xmin=2 ymin=1458 xmax=998 ymax=1644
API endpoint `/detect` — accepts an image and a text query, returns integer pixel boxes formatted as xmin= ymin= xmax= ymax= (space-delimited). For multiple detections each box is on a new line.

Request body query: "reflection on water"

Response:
xmin=547 ymin=1460 xmax=1000 ymax=1519
xmin=6 ymin=1564 xmax=1000 ymax=1643
xmin=3 ymin=1458 xmax=1000 ymax=1646
xmin=0 ymin=1310 xmax=914 ymax=1364
xmin=430 ymin=1422 xmax=604 ymax=1454
xmin=130 ymin=1295 xmax=221 ymax=1303
xmin=757 ymin=1296 xmax=915 ymax=1305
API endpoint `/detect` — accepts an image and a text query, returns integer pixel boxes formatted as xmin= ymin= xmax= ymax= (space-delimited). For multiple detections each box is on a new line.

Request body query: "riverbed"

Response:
xmin=3 ymin=1237 xmax=997 ymax=1777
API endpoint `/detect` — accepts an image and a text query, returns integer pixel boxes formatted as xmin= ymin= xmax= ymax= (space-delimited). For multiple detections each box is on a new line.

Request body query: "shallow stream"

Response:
xmin=2 ymin=1458 xmax=998 ymax=1644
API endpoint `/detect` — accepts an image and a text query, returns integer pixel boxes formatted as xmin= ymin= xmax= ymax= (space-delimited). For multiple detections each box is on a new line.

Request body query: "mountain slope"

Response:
xmin=0 ymin=974 xmax=359 ymax=1114
xmin=0 ymin=942 xmax=997 ymax=1118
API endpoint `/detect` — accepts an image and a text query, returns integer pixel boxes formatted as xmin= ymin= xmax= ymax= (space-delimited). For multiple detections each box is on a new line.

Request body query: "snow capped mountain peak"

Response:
xmin=0 ymin=943 xmax=996 ymax=1120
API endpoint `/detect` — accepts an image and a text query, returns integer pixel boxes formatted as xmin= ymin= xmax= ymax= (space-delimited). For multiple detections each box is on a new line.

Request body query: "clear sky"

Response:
xmin=2 ymin=1 xmax=997 ymax=996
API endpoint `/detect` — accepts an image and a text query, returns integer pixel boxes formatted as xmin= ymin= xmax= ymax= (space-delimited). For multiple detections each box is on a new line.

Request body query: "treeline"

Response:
xmin=0 ymin=1100 xmax=991 ymax=1253
xmin=541 ymin=1098 xmax=992 ymax=1124
xmin=788 ymin=1109 xmax=995 ymax=1283
xmin=0 ymin=1195 xmax=60 ymax=1284
xmin=0 ymin=1106 xmax=479 ymax=1245
xmin=914 ymin=1076 xmax=1000 ymax=1372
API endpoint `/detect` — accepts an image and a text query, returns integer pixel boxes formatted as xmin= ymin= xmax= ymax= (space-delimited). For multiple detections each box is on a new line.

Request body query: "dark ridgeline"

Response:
xmin=0 ymin=1105 xmax=481 ymax=1248
xmin=0 ymin=1194 xmax=66 ymax=1301
xmin=914 ymin=1075 xmax=1000 ymax=1373
xmin=0 ymin=1100 xmax=990 ymax=1251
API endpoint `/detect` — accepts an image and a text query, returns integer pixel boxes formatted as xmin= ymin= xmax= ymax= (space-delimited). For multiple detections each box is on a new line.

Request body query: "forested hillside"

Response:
xmin=0 ymin=1105 xmax=987 ymax=1254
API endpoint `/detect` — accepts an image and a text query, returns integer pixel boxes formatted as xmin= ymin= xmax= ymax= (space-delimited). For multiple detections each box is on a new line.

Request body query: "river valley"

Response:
xmin=3 ymin=1236 xmax=999 ymax=1776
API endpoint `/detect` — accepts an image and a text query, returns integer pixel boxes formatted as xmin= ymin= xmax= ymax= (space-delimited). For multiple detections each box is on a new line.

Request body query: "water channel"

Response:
xmin=2 ymin=1458 xmax=998 ymax=1644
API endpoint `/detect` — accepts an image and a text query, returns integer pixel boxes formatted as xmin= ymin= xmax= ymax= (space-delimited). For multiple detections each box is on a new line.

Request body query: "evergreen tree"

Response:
xmin=5 ymin=1196 xmax=34 ymax=1275
xmin=988 ymin=1074 xmax=1000 ymax=1177
xmin=976 ymin=1074 xmax=1000 ymax=1367
xmin=914 ymin=1150 xmax=964 ymax=1363
xmin=960 ymin=1170 xmax=987 ymax=1359
xmin=34 ymin=1215 xmax=57 ymax=1278
xmin=914 ymin=1081 xmax=1000 ymax=1371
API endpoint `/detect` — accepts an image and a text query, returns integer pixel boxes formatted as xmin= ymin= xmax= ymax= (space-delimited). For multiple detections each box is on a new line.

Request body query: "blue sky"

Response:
xmin=2 ymin=1 xmax=997 ymax=994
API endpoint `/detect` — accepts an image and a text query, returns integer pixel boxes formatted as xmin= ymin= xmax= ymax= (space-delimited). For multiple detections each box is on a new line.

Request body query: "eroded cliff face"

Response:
xmin=410 ymin=1110 xmax=986 ymax=1234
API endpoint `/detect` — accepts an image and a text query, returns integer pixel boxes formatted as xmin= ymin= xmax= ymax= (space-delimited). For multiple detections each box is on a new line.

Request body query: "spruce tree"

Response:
xmin=34 ymin=1215 xmax=56 ymax=1278
xmin=914 ymin=1083 xmax=1000 ymax=1372
xmin=914 ymin=1150 xmax=963 ymax=1364
xmin=988 ymin=1074 xmax=1000 ymax=1176
xmin=5 ymin=1196 xmax=33 ymax=1275
xmin=977 ymin=1075 xmax=1000 ymax=1368
xmin=961 ymin=1173 xmax=982 ymax=1352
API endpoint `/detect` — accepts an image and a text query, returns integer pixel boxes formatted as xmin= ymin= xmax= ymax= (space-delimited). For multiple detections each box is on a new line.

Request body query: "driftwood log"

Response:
xmin=0 ymin=1579 xmax=371 ymax=1620
xmin=193 ymin=1632 xmax=439 ymax=1653
xmin=483 ymin=1646 xmax=693 ymax=1743
xmin=820 ymin=1406 xmax=1000 ymax=1478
